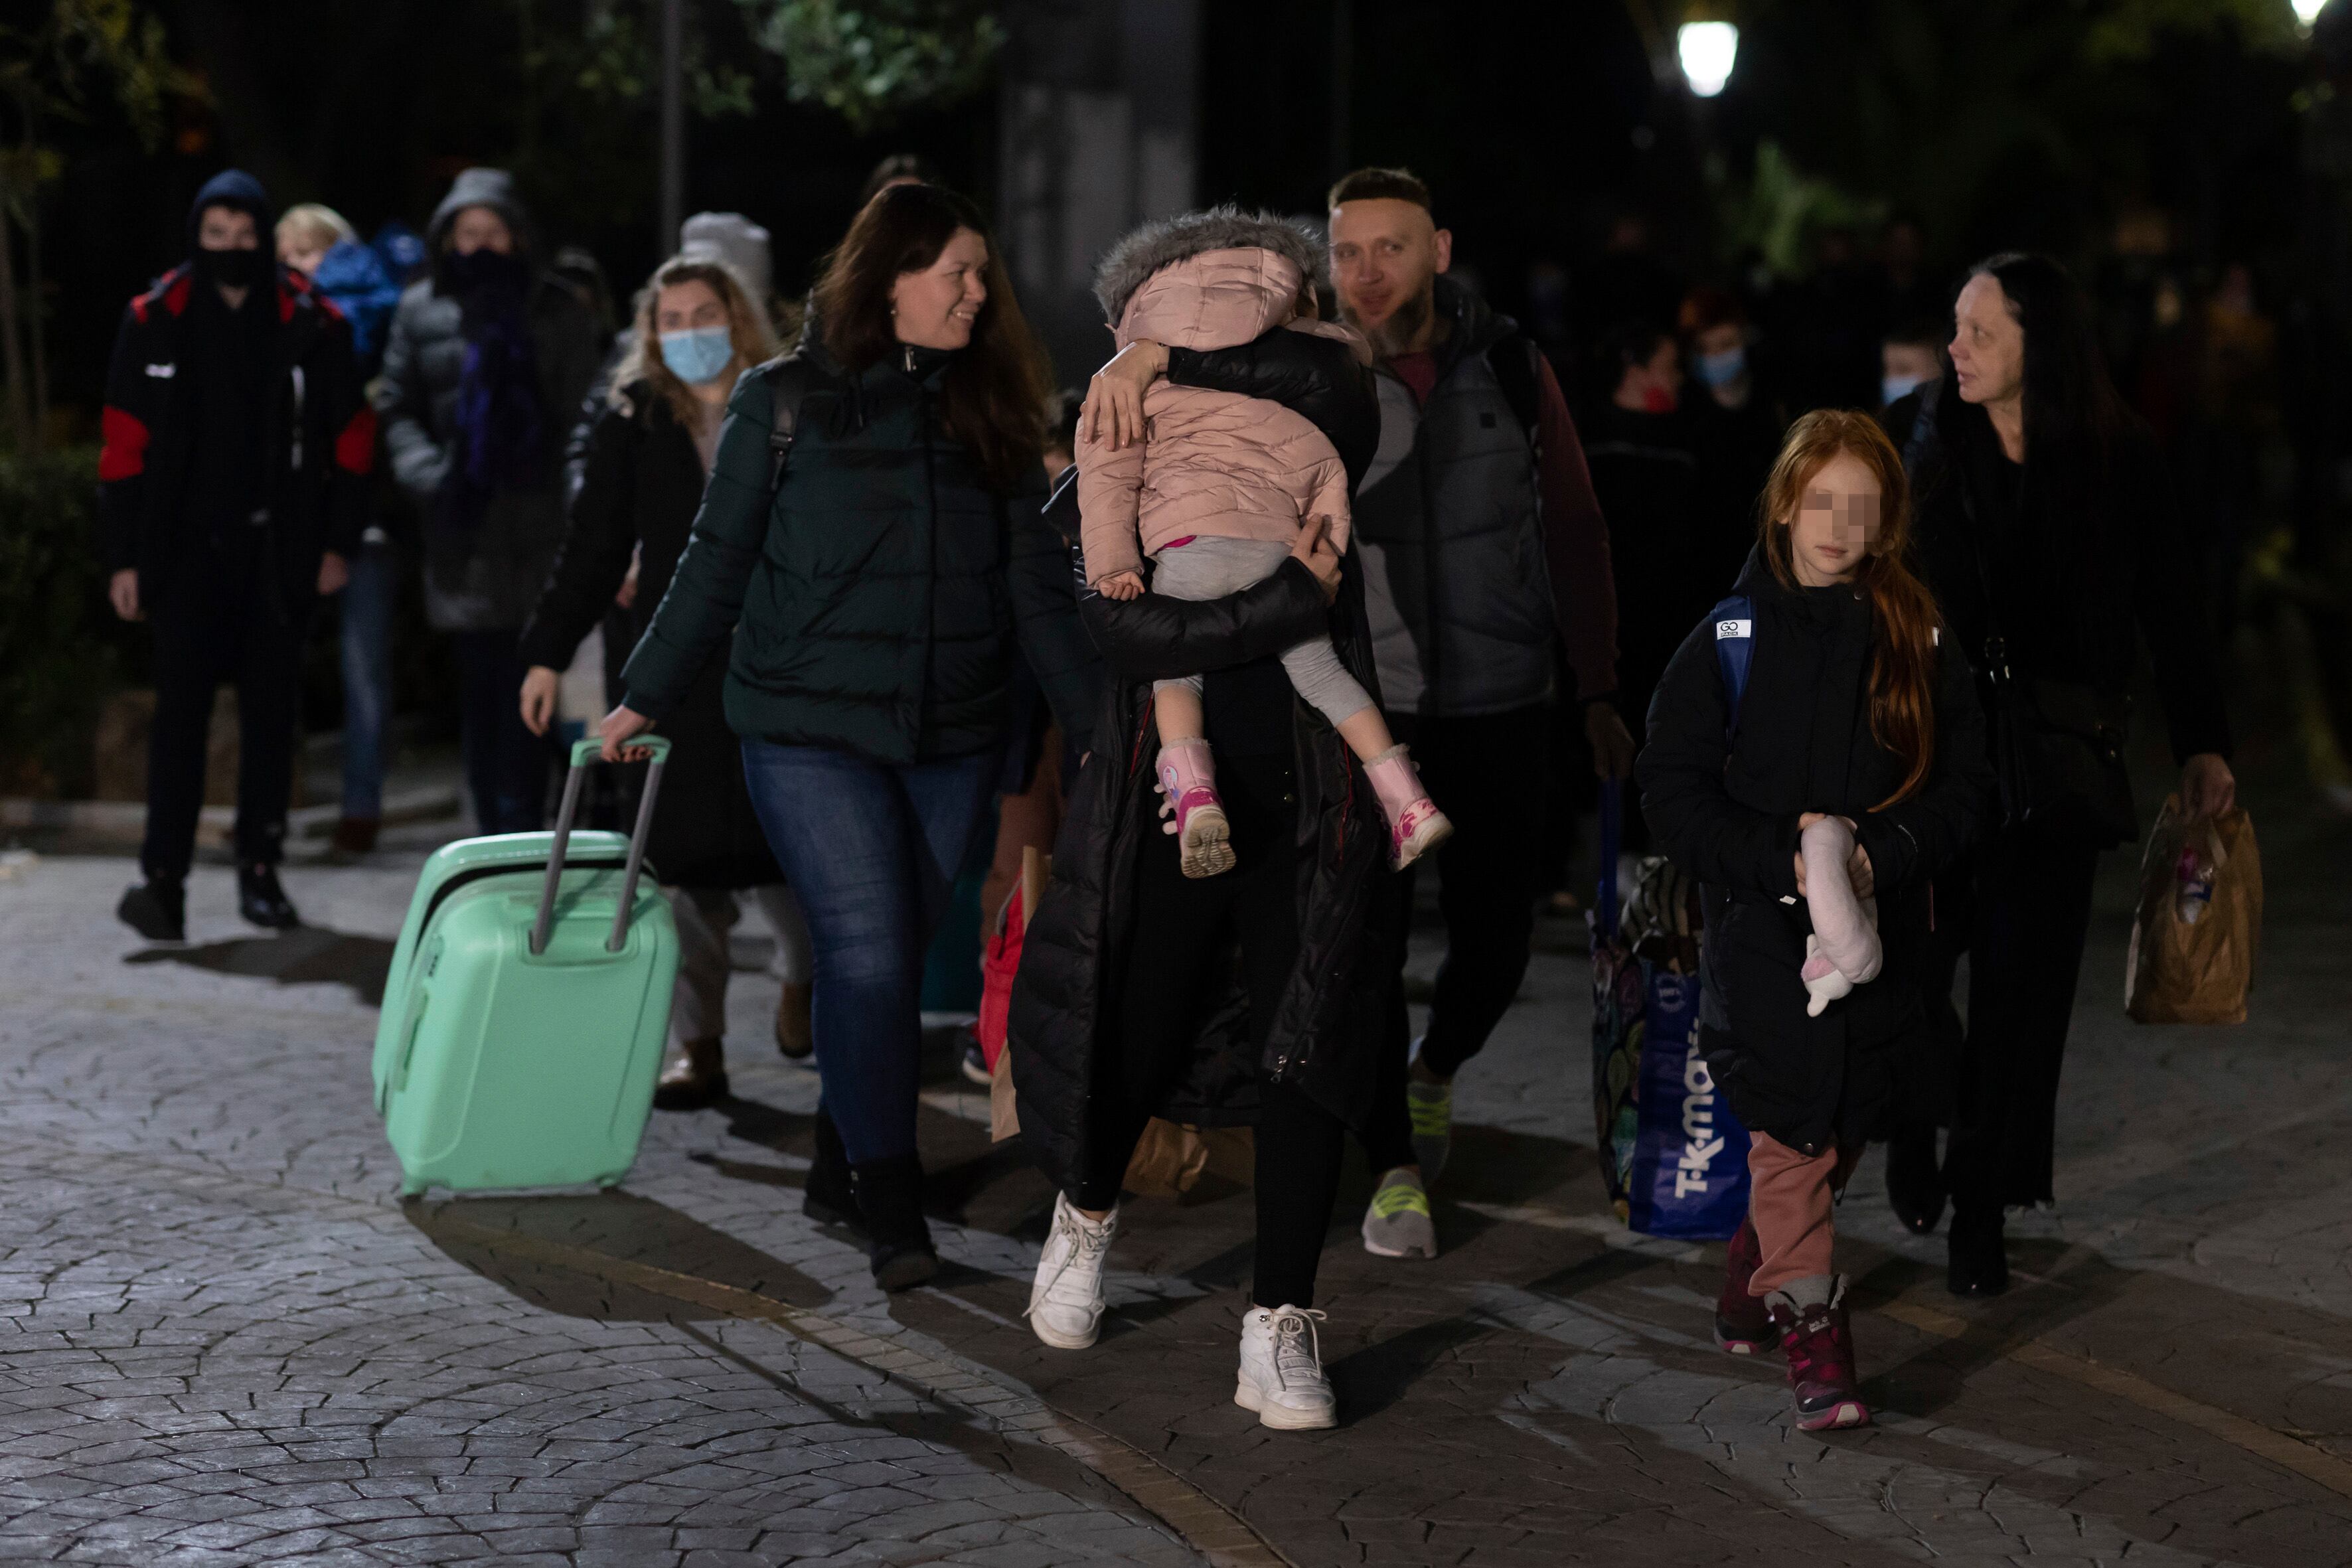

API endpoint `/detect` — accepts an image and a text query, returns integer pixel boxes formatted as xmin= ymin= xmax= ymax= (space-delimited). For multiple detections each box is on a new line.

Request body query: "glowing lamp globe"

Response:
xmin=1678 ymin=21 xmax=1739 ymax=98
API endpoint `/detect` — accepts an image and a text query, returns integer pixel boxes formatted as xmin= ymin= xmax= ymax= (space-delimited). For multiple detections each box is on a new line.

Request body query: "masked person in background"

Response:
xmin=1682 ymin=285 xmax=1786 ymax=552
xmin=1581 ymin=321 xmax=1747 ymax=846
xmin=376 ymin=168 xmax=607 ymax=834
xmin=1879 ymin=321 xmax=1944 ymax=411
xmin=519 ymin=254 xmax=815 ymax=1107
xmin=277 ymin=202 xmax=406 ymax=857
xmin=103 ymin=170 xmax=372 ymax=941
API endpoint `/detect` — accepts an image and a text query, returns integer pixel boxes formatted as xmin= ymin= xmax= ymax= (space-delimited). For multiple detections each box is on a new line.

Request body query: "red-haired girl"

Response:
xmin=1636 ymin=409 xmax=1993 ymax=1429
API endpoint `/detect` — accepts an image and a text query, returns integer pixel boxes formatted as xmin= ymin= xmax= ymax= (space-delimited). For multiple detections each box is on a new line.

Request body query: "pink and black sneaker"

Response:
xmin=1713 ymin=1217 xmax=1774 ymax=1356
xmin=1767 ymin=1278 xmax=1870 ymax=1431
xmin=1157 ymin=738 xmax=1235 ymax=879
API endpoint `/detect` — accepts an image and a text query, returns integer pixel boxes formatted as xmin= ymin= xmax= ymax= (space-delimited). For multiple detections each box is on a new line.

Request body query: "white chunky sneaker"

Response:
xmin=1235 ymin=1304 xmax=1336 ymax=1430
xmin=1026 ymin=1192 xmax=1116 ymax=1350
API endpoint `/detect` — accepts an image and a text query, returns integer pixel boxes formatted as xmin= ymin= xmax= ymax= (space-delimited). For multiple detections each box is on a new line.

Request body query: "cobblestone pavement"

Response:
xmin=1 ymin=755 xmax=2349 ymax=1566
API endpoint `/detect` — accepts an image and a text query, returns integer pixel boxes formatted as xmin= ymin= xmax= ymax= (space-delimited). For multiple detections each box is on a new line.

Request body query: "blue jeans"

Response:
xmin=339 ymin=542 xmax=396 ymax=820
xmin=741 ymin=741 xmax=998 ymax=1164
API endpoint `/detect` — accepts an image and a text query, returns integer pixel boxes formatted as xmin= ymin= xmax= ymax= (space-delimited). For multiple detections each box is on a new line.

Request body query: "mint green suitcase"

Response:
xmin=373 ymin=738 xmax=681 ymax=1197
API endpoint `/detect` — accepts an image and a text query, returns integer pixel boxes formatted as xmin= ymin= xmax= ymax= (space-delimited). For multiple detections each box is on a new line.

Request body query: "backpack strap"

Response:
xmin=757 ymin=352 xmax=814 ymax=497
xmin=1707 ymin=593 xmax=1756 ymax=743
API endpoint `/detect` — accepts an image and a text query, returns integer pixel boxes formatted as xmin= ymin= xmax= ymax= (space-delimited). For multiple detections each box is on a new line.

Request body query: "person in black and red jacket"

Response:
xmin=101 ymin=169 xmax=373 ymax=941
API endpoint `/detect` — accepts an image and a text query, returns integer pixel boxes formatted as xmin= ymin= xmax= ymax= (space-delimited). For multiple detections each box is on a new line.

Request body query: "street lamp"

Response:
xmin=1678 ymin=20 xmax=1739 ymax=98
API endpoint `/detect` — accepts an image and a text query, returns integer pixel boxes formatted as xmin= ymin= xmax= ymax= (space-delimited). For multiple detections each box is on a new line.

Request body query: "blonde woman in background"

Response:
xmin=517 ymin=254 xmax=813 ymax=1106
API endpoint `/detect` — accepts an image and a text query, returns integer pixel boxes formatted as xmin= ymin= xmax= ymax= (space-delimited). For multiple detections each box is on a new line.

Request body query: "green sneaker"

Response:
xmin=1361 ymin=1167 xmax=1435 ymax=1258
xmin=1406 ymin=1071 xmax=1453 ymax=1182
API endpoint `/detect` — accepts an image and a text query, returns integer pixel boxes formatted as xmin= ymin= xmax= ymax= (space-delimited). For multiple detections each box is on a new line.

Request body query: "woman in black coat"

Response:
xmin=1638 ymin=410 xmax=1991 ymax=1430
xmin=1882 ymin=253 xmax=2234 ymax=1296
xmin=1009 ymin=307 xmax=1389 ymax=1433
xmin=517 ymin=255 xmax=811 ymax=1109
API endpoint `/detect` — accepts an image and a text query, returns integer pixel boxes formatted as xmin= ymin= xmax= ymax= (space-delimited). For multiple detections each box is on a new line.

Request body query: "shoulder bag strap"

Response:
xmin=762 ymin=355 xmax=813 ymax=497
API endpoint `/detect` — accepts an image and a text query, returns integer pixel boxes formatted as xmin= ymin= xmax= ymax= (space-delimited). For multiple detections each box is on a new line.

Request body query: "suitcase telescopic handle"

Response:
xmin=530 ymin=735 xmax=674 ymax=957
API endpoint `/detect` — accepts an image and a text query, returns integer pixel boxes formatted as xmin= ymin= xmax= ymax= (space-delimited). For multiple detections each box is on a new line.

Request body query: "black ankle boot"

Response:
xmin=802 ymin=1106 xmax=862 ymax=1229
xmin=1885 ymin=1123 xmax=1947 ymax=1236
xmin=118 ymin=878 xmax=186 ymax=943
xmin=1946 ymin=1206 xmax=2009 ymax=1298
xmin=849 ymin=1154 xmax=937 ymax=1291
xmin=237 ymin=863 xmax=299 ymax=929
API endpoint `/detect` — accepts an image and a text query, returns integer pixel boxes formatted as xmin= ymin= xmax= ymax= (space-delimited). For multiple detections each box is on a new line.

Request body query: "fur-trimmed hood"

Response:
xmin=1092 ymin=206 xmax=1325 ymax=324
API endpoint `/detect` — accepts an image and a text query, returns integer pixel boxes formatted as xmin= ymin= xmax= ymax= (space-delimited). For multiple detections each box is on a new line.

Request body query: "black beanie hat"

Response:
xmin=187 ymin=169 xmax=273 ymax=253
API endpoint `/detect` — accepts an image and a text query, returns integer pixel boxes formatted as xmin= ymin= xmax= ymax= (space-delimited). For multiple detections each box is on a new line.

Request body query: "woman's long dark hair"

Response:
xmin=1948 ymin=251 xmax=2126 ymax=495
xmin=810 ymin=183 xmax=1052 ymax=494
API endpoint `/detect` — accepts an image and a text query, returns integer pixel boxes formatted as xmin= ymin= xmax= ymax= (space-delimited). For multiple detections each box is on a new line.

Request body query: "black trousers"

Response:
xmin=1915 ymin=819 xmax=2102 ymax=1212
xmin=452 ymin=629 xmax=550 ymax=834
xmin=1074 ymin=749 xmax=1348 ymax=1310
xmin=1361 ymin=704 xmax=1551 ymax=1172
xmin=142 ymin=539 xmax=305 ymax=883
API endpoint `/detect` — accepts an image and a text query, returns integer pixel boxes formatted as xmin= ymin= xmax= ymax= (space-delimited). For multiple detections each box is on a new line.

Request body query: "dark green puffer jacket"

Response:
xmin=620 ymin=342 xmax=1097 ymax=763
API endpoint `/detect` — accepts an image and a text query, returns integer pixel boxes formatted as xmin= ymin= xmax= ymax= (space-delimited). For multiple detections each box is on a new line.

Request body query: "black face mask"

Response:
xmin=441 ymin=247 xmax=528 ymax=300
xmin=193 ymin=246 xmax=268 ymax=292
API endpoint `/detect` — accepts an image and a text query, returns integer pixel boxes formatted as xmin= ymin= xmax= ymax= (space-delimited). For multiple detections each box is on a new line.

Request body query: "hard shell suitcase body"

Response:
xmin=373 ymin=739 xmax=680 ymax=1196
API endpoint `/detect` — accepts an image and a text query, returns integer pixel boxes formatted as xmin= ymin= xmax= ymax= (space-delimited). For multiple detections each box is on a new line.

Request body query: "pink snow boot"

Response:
xmin=1157 ymin=738 xmax=1235 ymax=878
xmin=1364 ymin=745 xmax=1452 ymax=870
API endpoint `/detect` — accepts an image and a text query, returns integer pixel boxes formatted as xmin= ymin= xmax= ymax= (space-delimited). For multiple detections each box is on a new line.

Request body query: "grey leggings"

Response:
xmin=1148 ymin=536 xmax=1374 ymax=727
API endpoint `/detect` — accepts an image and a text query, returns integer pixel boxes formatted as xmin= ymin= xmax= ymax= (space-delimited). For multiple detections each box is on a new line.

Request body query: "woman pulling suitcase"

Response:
xmin=518 ymin=252 xmax=814 ymax=1110
xmin=598 ymin=185 xmax=1099 ymax=1291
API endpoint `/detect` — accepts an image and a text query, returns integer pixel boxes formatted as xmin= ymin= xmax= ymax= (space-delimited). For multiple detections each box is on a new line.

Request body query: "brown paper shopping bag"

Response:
xmin=2124 ymin=793 xmax=2262 ymax=1024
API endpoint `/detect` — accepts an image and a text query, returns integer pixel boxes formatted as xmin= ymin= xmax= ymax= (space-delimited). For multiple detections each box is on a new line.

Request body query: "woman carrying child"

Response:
xmin=1010 ymin=209 xmax=1392 ymax=1431
xmin=1636 ymin=410 xmax=1992 ymax=1430
xmin=1077 ymin=208 xmax=1450 ymax=874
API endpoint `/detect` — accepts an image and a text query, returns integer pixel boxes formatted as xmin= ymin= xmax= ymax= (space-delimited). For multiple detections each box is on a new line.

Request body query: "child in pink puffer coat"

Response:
xmin=1079 ymin=209 xmax=1450 ymax=876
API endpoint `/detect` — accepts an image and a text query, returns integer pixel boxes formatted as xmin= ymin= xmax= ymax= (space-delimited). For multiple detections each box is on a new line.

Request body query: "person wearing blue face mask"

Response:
xmin=518 ymin=255 xmax=817 ymax=1110
xmin=1680 ymin=283 xmax=1786 ymax=603
xmin=1879 ymin=321 xmax=1944 ymax=412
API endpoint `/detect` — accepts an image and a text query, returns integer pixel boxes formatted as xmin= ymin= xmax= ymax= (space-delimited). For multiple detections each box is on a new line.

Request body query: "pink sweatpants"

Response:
xmin=1746 ymin=1133 xmax=1864 ymax=1296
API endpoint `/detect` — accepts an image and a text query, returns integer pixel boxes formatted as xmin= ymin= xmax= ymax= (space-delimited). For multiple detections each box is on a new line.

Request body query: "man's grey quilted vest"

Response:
xmin=1352 ymin=321 xmax=1556 ymax=718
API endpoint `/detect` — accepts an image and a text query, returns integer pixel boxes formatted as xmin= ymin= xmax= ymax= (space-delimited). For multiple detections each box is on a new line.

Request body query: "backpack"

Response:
xmin=1707 ymin=593 xmax=1756 ymax=742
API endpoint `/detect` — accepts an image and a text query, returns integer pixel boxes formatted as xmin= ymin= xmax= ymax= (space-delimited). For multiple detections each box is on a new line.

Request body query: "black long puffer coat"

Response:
xmin=1010 ymin=550 xmax=1395 ymax=1190
xmin=1009 ymin=325 xmax=1389 ymax=1195
xmin=517 ymin=382 xmax=779 ymax=890
xmin=1636 ymin=548 xmax=1994 ymax=1154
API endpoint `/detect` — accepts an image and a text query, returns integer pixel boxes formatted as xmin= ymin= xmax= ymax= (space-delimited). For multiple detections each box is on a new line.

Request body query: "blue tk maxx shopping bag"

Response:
xmin=1588 ymin=593 xmax=1759 ymax=1239
xmin=1590 ymin=781 xmax=1752 ymax=1238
